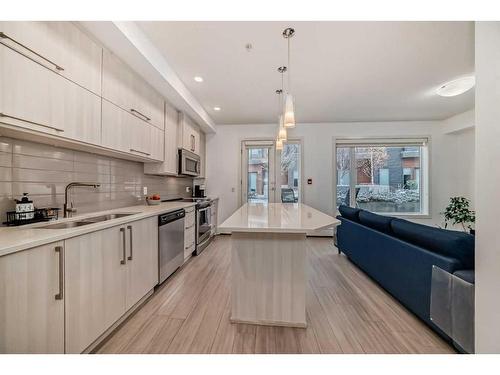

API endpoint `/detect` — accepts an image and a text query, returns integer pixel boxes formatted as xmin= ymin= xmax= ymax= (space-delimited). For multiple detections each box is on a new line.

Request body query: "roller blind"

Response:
xmin=335 ymin=137 xmax=429 ymax=147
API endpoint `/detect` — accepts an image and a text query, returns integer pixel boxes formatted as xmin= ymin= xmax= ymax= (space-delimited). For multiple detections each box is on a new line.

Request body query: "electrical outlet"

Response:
xmin=186 ymin=186 xmax=191 ymax=193
xmin=143 ymin=186 xmax=148 ymax=195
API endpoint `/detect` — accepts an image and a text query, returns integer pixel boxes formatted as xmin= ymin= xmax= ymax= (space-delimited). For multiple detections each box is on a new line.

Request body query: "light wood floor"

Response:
xmin=95 ymin=235 xmax=455 ymax=354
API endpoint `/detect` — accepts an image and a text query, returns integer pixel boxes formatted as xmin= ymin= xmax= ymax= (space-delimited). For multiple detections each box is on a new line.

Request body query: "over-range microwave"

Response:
xmin=178 ymin=148 xmax=200 ymax=176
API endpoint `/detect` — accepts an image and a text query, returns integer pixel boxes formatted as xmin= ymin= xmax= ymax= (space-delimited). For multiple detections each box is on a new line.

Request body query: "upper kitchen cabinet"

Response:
xmin=0 ymin=43 xmax=101 ymax=145
xmin=101 ymin=100 xmax=164 ymax=162
xmin=0 ymin=21 xmax=102 ymax=95
xmin=178 ymin=112 xmax=201 ymax=155
xmin=144 ymin=102 xmax=178 ymax=175
xmin=102 ymin=49 xmax=164 ymax=130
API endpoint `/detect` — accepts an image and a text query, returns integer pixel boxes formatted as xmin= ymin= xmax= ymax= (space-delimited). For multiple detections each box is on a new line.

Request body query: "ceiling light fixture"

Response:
xmin=436 ymin=76 xmax=475 ymax=97
xmin=194 ymin=76 xmax=204 ymax=82
xmin=277 ymin=66 xmax=288 ymax=143
xmin=213 ymin=106 xmax=221 ymax=111
xmin=283 ymin=27 xmax=296 ymax=129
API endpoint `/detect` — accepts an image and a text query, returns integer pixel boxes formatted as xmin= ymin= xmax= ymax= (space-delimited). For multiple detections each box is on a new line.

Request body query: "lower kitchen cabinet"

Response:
xmin=64 ymin=217 xmax=158 ymax=353
xmin=0 ymin=241 xmax=65 ymax=354
xmin=125 ymin=217 xmax=158 ymax=310
xmin=64 ymin=225 xmax=127 ymax=354
xmin=184 ymin=206 xmax=196 ymax=261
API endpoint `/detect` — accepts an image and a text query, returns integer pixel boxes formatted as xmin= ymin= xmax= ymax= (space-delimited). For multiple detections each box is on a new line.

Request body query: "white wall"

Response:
xmin=206 ymin=116 xmax=475 ymax=228
xmin=475 ymin=22 xmax=500 ymax=354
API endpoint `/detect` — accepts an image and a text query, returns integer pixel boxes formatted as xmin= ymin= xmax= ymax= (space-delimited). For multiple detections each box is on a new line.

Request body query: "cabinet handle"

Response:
xmin=0 ymin=113 xmax=64 ymax=132
xmin=127 ymin=225 xmax=133 ymax=261
xmin=130 ymin=108 xmax=151 ymax=121
xmin=0 ymin=32 xmax=64 ymax=71
xmin=185 ymin=223 xmax=195 ymax=230
xmin=54 ymin=246 xmax=64 ymax=300
xmin=130 ymin=148 xmax=151 ymax=156
xmin=120 ymin=227 xmax=127 ymax=265
xmin=190 ymin=134 xmax=195 ymax=152
xmin=185 ymin=242 xmax=195 ymax=250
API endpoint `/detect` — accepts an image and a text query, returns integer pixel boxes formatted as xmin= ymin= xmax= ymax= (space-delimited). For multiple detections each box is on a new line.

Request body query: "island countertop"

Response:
xmin=219 ymin=203 xmax=340 ymax=234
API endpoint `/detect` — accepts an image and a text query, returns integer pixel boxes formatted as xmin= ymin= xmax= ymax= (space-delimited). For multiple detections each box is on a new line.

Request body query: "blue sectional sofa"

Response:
xmin=336 ymin=205 xmax=475 ymax=347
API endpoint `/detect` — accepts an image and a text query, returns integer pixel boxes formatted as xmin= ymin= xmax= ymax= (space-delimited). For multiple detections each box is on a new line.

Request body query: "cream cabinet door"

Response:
xmin=144 ymin=102 xmax=178 ymax=175
xmin=0 ymin=241 xmax=64 ymax=353
xmin=125 ymin=217 xmax=158 ymax=310
xmin=102 ymin=99 xmax=163 ymax=161
xmin=102 ymin=49 xmax=164 ymax=130
xmin=0 ymin=43 xmax=101 ymax=144
xmin=149 ymin=126 xmax=165 ymax=162
xmin=0 ymin=21 xmax=102 ymax=95
xmin=64 ymin=226 xmax=127 ymax=354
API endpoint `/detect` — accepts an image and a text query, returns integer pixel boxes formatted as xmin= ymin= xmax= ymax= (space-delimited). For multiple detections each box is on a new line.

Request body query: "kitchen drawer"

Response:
xmin=184 ymin=241 xmax=195 ymax=261
xmin=184 ymin=226 xmax=195 ymax=245
xmin=185 ymin=212 xmax=195 ymax=229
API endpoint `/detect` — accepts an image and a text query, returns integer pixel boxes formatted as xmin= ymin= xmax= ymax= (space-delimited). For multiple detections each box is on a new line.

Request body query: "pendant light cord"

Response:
xmin=287 ymin=37 xmax=291 ymax=93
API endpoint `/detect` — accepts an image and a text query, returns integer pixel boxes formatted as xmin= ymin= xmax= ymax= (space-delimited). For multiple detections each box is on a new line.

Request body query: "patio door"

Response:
xmin=241 ymin=141 xmax=276 ymax=204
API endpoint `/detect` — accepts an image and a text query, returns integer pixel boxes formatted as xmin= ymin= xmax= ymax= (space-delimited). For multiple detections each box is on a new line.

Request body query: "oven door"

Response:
xmin=179 ymin=149 xmax=200 ymax=176
xmin=197 ymin=205 xmax=212 ymax=244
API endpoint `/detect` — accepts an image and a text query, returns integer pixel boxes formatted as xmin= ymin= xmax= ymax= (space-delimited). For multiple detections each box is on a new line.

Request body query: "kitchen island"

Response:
xmin=219 ymin=203 xmax=340 ymax=328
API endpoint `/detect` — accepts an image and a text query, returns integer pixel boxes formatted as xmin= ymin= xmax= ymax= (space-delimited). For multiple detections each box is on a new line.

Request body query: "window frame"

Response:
xmin=332 ymin=136 xmax=431 ymax=218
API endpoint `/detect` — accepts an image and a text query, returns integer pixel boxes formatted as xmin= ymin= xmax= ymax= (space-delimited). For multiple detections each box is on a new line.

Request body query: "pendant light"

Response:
xmin=277 ymin=67 xmax=287 ymax=142
xmin=283 ymin=27 xmax=296 ymax=128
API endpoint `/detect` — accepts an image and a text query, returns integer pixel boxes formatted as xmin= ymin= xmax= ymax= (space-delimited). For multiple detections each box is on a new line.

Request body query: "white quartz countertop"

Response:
xmin=0 ymin=201 xmax=196 ymax=257
xmin=219 ymin=203 xmax=340 ymax=234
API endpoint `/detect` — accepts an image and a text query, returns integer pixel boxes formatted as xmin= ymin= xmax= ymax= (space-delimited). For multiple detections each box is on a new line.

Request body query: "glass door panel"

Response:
xmin=278 ymin=142 xmax=301 ymax=203
xmin=241 ymin=143 xmax=275 ymax=205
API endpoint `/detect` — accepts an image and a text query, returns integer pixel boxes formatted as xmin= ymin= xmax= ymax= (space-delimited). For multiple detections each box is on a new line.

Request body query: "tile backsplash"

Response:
xmin=0 ymin=137 xmax=192 ymax=225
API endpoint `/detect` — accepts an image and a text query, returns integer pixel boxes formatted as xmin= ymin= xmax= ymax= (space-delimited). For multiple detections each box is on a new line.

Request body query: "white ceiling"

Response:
xmin=137 ymin=21 xmax=474 ymax=125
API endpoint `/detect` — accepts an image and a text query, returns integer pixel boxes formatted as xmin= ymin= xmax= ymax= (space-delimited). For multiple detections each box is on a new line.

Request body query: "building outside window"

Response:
xmin=335 ymin=138 xmax=429 ymax=215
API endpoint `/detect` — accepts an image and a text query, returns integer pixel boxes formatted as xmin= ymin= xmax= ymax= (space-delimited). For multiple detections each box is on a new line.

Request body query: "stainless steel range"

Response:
xmin=162 ymin=197 xmax=215 ymax=255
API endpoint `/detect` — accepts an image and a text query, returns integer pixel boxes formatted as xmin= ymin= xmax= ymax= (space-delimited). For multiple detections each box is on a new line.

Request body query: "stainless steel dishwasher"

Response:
xmin=158 ymin=209 xmax=185 ymax=284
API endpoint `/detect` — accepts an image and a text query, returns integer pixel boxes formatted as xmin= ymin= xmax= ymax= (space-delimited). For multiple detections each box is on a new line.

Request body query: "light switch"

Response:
xmin=143 ymin=186 xmax=148 ymax=195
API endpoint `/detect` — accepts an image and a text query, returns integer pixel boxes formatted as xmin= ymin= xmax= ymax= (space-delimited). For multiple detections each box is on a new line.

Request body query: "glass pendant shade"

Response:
xmin=283 ymin=93 xmax=295 ymax=128
xmin=278 ymin=115 xmax=287 ymax=141
xmin=276 ymin=137 xmax=283 ymax=150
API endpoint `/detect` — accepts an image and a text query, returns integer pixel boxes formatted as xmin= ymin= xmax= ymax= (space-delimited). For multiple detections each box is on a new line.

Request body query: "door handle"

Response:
xmin=120 ymin=227 xmax=126 ymax=265
xmin=130 ymin=148 xmax=151 ymax=156
xmin=54 ymin=246 xmax=64 ymax=300
xmin=0 ymin=113 xmax=64 ymax=132
xmin=127 ymin=225 xmax=133 ymax=261
xmin=0 ymin=31 xmax=64 ymax=71
xmin=130 ymin=108 xmax=151 ymax=121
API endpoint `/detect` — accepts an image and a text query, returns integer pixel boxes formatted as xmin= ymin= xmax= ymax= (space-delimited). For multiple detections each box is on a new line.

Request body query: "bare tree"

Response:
xmin=336 ymin=148 xmax=350 ymax=184
xmin=356 ymin=147 xmax=388 ymax=184
xmin=280 ymin=143 xmax=299 ymax=173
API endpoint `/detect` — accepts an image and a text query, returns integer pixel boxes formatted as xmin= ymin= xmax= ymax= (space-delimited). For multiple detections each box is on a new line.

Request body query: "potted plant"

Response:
xmin=442 ymin=197 xmax=475 ymax=234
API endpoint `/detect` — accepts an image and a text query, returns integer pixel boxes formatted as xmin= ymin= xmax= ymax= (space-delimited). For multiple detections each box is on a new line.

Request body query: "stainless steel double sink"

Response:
xmin=36 ymin=213 xmax=135 ymax=229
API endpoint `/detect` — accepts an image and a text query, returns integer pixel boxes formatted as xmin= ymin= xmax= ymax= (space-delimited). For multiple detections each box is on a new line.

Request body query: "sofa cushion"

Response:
xmin=391 ymin=218 xmax=475 ymax=269
xmin=338 ymin=205 xmax=361 ymax=222
xmin=358 ymin=210 xmax=393 ymax=234
xmin=453 ymin=270 xmax=475 ymax=284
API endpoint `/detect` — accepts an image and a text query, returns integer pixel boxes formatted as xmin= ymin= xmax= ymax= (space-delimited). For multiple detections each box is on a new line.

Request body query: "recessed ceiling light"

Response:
xmin=194 ymin=76 xmax=203 ymax=83
xmin=213 ymin=106 xmax=221 ymax=111
xmin=436 ymin=76 xmax=475 ymax=97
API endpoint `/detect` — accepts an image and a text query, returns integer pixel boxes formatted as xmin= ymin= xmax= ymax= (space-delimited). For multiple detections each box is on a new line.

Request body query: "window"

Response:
xmin=335 ymin=138 xmax=429 ymax=215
